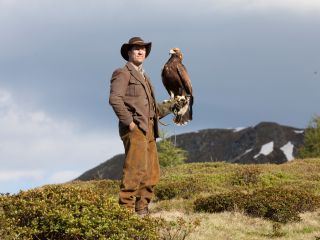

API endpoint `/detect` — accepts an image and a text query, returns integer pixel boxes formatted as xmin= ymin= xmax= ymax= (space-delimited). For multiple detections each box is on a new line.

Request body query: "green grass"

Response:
xmin=157 ymin=159 xmax=320 ymax=198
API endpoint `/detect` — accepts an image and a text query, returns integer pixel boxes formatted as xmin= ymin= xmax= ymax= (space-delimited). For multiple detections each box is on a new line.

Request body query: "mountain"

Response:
xmin=76 ymin=122 xmax=304 ymax=181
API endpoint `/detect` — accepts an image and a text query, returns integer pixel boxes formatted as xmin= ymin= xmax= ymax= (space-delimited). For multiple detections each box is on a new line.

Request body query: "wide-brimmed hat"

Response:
xmin=120 ymin=37 xmax=152 ymax=61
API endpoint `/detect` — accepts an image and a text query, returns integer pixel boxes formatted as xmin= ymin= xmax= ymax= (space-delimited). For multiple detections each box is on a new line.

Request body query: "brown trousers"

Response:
xmin=119 ymin=120 xmax=160 ymax=212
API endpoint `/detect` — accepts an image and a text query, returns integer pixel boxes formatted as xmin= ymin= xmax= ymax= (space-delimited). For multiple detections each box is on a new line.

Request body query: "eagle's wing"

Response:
xmin=161 ymin=65 xmax=173 ymax=97
xmin=177 ymin=64 xmax=193 ymax=95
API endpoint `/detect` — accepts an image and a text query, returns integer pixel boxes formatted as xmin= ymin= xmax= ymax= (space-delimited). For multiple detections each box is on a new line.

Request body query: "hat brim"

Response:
xmin=121 ymin=42 xmax=152 ymax=61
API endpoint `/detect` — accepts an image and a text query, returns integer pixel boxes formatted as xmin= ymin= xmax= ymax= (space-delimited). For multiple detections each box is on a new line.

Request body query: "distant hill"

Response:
xmin=76 ymin=122 xmax=304 ymax=181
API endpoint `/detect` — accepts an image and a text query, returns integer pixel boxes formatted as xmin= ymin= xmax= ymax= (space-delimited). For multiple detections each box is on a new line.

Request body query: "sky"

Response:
xmin=1 ymin=0 xmax=320 ymax=193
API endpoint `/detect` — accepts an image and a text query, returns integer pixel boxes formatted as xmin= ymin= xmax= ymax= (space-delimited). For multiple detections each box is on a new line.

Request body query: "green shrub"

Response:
xmin=155 ymin=182 xmax=180 ymax=200
xmin=69 ymin=179 xmax=120 ymax=197
xmin=259 ymin=171 xmax=297 ymax=188
xmin=157 ymin=132 xmax=188 ymax=168
xmin=155 ymin=177 xmax=209 ymax=201
xmin=298 ymin=115 xmax=320 ymax=158
xmin=193 ymin=191 xmax=248 ymax=213
xmin=231 ymin=165 xmax=262 ymax=186
xmin=0 ymin=185 xmax=159 ymax=240
xmin=245 ymin=187 xmax=320 ymax=223
xmin=194 ymin=186 xmax=320 ymax=223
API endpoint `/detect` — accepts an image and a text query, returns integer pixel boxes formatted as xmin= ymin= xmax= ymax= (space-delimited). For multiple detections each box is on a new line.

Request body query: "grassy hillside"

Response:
xmin=152 ymin=159 xmax=320 ymax=239
xmin=1 ymin=159 xmax=320 ymax=239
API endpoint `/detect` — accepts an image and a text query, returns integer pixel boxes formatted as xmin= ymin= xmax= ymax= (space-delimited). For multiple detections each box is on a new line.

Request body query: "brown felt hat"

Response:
xmin=120 ymin=37 xmax=152 ymax=61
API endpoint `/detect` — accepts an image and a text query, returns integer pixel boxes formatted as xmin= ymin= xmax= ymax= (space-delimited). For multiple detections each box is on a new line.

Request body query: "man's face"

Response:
xmin=128 ymin=45 xmax=146 ymax=66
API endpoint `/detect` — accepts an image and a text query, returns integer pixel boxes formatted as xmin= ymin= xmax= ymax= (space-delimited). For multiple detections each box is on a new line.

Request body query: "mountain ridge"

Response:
xmin=76 ymin=121 xmax=304 ymax=181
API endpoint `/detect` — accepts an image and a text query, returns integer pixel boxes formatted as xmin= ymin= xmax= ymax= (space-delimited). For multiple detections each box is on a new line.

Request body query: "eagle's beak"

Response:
xmin=169 ymin=49 xmax=175 ymax=54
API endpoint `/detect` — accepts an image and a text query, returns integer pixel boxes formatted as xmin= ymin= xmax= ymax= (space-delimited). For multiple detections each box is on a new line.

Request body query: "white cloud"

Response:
xmin=0 ymin=170 xmax=44 ymax=181
xmin=0 ymin=90 xmax=11 ymax=105
xmin=0 ymin=88 xmax=123 ymax=192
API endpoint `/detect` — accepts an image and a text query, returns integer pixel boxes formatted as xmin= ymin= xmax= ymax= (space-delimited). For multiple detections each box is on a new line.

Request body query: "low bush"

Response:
xmin=231 ymin=165 xmax=262 ymax=186
xmin=193 ymin=191 xmax=248 ymax=213
xmin=194 ymin=186 xmax=320 ymax=223
xmin=68 ymin=179 xmax=120 ymax=197
xmin=155 ymin=176 xmax=209 ymax=201
xmin=155 ymin=181 xmax=181 ymax=200
xmin=245 ymin=187 xmax=320 ymax=223
xmin=0 ymin=185 xmax=159 ymax=240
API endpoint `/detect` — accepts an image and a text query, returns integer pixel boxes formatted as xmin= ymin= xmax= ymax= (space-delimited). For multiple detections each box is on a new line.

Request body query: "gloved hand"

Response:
xmin=157 ymin=97 xmax=189 ymax=119
xmin=170 ymin=97 xmax=188 ymax=115
xmin=157 ymin=98 xmax=178 ymax=119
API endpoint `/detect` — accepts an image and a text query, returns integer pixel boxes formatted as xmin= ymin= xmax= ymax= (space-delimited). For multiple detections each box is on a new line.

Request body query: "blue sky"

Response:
xmin=1 ymin=0 xmax=320 ymax=193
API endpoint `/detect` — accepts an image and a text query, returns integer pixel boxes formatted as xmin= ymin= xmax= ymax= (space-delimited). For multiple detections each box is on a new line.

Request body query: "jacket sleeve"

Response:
xmin=109 ymin=69 xmax=133 ymax=126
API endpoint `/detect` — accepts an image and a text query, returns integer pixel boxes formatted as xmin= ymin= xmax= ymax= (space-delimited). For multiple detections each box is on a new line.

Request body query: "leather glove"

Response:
xmin=170 ymin=97 xmax=188 ymax=115
xmin=157 ymin=98 xmax=178 ymax=119
xmin=157 ymin=97 xmax=189 ymax=119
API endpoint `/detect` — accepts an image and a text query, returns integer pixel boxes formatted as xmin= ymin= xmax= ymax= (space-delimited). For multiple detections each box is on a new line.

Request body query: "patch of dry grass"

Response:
xmin=150 ymin=209 xmax=320 ymax=240
xmin=150 ymin=198 xmax=195 ymax=213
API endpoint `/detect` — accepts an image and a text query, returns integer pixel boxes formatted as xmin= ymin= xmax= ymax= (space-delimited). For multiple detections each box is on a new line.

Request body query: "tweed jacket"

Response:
xmin=109 ymin=62 xmax=163 ymax=138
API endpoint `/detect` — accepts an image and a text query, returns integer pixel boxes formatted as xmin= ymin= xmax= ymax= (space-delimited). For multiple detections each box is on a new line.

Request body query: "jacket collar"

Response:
xmin=125 ymin=62 xmax=156 ymax=99
xmin=125 ymin=62 xmax=145 ymax=84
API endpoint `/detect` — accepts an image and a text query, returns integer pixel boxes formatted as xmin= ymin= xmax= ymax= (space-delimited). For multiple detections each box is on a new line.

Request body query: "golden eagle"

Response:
xmin=161 ymin=48 xmax=193 ymax=125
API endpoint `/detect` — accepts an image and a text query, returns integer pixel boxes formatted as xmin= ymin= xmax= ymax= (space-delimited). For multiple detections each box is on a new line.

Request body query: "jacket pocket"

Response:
xmin=126 ymin=78 xmax=144 ymax=96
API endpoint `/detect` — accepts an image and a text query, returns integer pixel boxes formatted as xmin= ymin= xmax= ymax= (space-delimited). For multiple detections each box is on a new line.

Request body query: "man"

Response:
xmin=109 ymin=37 xmax=177 ymax=216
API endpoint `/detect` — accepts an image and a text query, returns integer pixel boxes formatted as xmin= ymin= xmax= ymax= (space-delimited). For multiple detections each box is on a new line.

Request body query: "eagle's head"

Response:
xmin=169 ymin=48 xmax=183 ymax=60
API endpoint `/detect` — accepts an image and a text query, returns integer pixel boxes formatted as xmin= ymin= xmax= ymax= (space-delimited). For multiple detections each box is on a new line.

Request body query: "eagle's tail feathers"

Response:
xmin=173 ymin=109 xmax=191 ymax=126
xmin=188 ymin=95 xmax=193 ymax=121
